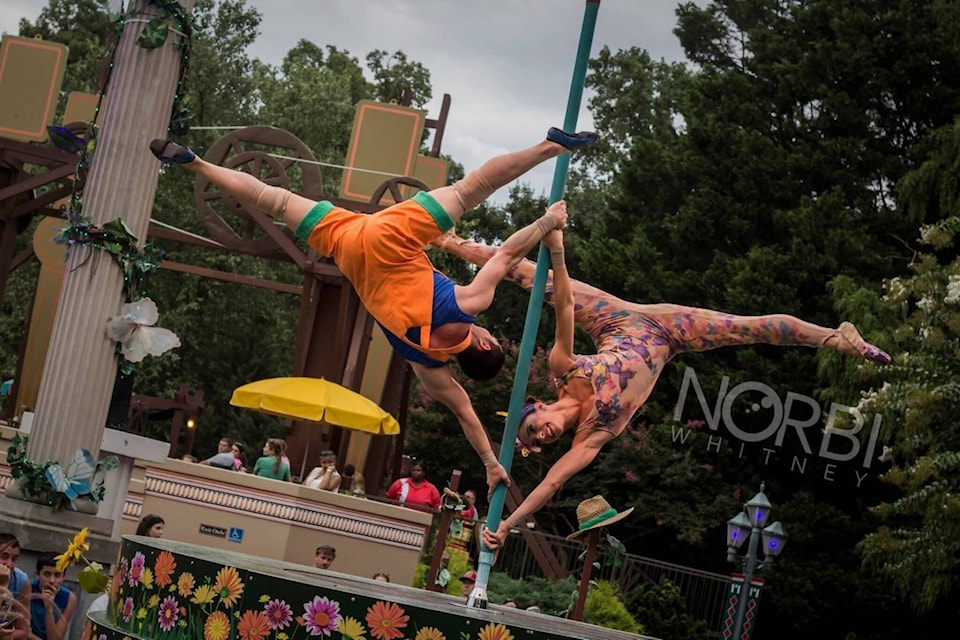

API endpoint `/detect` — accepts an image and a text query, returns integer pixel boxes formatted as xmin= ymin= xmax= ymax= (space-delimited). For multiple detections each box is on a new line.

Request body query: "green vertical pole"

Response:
xmin=469 ymin=0 xmax=601 ymax=608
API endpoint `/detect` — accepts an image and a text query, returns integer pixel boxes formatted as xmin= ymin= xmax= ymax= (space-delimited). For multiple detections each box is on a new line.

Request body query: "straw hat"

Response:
xmin=566 ymin=495 xmax=634 ymax=540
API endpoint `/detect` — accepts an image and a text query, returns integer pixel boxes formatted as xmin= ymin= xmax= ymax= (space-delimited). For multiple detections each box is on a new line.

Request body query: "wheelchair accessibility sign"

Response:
xmin=228 ymin=527 xmax=244 ymax=543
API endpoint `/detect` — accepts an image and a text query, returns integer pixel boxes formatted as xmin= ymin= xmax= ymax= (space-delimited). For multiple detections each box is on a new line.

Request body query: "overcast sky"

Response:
xmin=1 ymin=0 xmax=695 ymax=202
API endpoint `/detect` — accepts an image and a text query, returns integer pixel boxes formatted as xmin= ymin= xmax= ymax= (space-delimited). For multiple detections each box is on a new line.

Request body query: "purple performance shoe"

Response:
xmin=149 ymin=139 xmax=196 ymax=164
xmin=546 ymin=127 xmax=598 ymax=151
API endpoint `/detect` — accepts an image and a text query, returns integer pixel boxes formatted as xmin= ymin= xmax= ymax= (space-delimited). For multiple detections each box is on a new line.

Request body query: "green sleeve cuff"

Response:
xmin=295 ymin=201 xmax=335 ymax=240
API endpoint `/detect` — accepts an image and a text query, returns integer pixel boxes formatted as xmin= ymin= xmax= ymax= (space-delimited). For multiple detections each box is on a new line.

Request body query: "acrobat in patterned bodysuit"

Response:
xmin=435 ymin=236 xmax=891 ymax=439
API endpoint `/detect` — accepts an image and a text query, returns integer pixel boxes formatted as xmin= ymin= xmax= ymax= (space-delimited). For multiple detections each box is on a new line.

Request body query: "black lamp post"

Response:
xmin=724 ymin=483 xmax=788 ymax=640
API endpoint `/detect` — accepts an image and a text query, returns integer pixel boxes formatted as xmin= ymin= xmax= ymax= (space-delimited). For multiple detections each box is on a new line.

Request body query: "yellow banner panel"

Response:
xmin=339 ymin=100 xmax=425 ymax=204
xmin=0 ymin=36 xmax=69 ymax=142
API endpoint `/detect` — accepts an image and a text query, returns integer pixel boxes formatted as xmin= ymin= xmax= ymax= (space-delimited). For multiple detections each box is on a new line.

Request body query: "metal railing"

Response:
xmin=492 ymin=525 xmax=729 ymax=637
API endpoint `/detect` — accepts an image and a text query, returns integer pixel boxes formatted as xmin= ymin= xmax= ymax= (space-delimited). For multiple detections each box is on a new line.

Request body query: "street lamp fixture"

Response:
xmin=745 ymin=487 xmax=772 ymax=527
xmin=722 ymin=483 xmax=788 ymax=640
xmin=761 ymin=521 xmax=788 ymax=567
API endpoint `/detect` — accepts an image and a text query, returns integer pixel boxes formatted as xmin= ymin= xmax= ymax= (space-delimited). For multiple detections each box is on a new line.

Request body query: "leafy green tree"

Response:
xmin=853 ymin=232 xmax=960 ymax=611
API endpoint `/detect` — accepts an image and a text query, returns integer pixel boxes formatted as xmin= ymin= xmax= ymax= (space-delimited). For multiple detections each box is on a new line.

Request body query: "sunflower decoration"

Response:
xmin=55 ymin=528 xmax=110 ymax=594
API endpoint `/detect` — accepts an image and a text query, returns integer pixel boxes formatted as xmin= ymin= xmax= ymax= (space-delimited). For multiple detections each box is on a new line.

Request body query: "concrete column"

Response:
xmin=4 ymin=0 xmax=194 ymax=505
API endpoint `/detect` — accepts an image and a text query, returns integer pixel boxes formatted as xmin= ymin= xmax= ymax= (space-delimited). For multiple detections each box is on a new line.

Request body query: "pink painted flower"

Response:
xmin=264 ymin=599 xmax=293 ymax=630
xmin=303 ymin=596 xmax=341 ymax=636
xmin=128 ymin=553 xmax=145 ymax=587
xmin=158 ymin=596 xmax=179 ymax=632
xmin=117 ymin=558 xmax=128 ymax=585
xmin=121 ymin=597 xmax=134 ymax=622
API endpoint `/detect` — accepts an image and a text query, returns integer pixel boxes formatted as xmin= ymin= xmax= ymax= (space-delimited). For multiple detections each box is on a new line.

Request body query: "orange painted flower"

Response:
xmin=237 ymin=609 xmax=271 ymax=640
xmin=213 ymin=566 xmax=244 ymax=608
xmin=177 ymin=572 xmax=195 ymax=597
xmin=204 ymin=611 xmax=230 ymax=640
xmin=365 ymin=601 xmax=408 ymax=640
xmin=154 ymin=551 xmax=176 ymax=588
xmin=478 ymin=623 xmax=514 ymax=640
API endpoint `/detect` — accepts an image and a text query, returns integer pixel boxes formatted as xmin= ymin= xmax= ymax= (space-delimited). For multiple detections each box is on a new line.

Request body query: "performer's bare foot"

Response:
xmin=823 ymin=322 xmax=891 ymax=364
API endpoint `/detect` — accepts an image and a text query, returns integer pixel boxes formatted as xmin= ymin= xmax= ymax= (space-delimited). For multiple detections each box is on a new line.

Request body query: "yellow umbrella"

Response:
xmin=231 ymin=377 xmax=399 ymax=433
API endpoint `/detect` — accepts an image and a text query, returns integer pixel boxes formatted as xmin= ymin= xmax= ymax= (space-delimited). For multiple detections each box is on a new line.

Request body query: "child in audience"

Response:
xmin=29 ymin=552 xmax=76 ymax=640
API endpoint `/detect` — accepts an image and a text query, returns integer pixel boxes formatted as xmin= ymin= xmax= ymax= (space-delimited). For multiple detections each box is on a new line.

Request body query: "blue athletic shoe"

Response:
xmin=546 ymin=127 xmax=598 ymax=151
xmin=150 ymin=139 xmax=196 ymax=164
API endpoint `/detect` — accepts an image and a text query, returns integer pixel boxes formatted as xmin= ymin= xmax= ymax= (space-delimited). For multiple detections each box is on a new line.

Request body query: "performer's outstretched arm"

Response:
xmin=410 ymin=363 xmax=510 ymax=496
xmin=455 ymin=200 xmax=568 ymax=316
xmin=543 ymin=229 xmax=576 ymax=376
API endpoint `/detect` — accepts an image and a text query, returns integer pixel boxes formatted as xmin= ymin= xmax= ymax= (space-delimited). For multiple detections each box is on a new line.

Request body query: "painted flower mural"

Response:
xmin=104 ymin=538 xmax=606 ymax=640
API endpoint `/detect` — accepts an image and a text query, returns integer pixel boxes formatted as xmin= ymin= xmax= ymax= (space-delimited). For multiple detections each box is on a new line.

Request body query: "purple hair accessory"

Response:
xmin=511 ymin=404 xmax=541 ymax=456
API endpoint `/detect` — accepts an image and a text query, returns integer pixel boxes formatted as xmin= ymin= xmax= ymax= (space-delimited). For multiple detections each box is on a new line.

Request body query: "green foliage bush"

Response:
xmin=628 ymin=577 xmax=707 ymax=640
xmin=583 ymin=580 xmax=642 ymax=635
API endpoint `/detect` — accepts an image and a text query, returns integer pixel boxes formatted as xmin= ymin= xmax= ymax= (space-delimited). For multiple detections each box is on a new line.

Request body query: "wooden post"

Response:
xmin=426 ymin=469 xmax=461 ymax=592
xmin=570 ymin=529 xmax=600 ymax=621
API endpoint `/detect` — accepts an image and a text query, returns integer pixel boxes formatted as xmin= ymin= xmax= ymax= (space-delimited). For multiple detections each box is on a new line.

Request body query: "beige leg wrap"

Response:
xmin=252 ymin=183 xmax=292 ymax=221
xmin=452 ymin=168 xmax=495 ymax=212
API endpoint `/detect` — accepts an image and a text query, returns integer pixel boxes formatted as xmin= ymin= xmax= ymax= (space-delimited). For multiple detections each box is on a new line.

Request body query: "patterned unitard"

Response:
xmin=436 ymin=238 xmax=876 ymax=438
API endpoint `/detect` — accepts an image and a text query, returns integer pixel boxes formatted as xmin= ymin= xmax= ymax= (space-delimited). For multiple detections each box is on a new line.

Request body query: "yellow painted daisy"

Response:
xmin=141 ymin=568 xmax=154 ymax=590
xmin=337 ymin=616 xmax=367 ymax=640
xmin=191 ymin=584 xmax=217 ymax=605
xmin=148 ymin=594 xmax=160 ymax=608
xmin=213 ymin=566 xmax=244 ymax=608
xmin=415 ymin=627 xmax=445 ymax=640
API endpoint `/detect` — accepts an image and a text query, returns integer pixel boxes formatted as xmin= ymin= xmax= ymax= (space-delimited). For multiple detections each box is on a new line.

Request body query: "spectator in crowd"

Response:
xmin=29 ymin=552 xmax=76 ymax=640
xmin=459 ymin=571 xmax=477 ymax=597
xmin=0 ymin=534 xmax=31 ymax=605
xmin=462 ymin=489 xmax=479 ymax=520
xmin=342 ymin=464 xmax=366 ymax=496
xmin=0 ymin=533 xmax=29 ymax=639
xmin=314 ymin=546 xmax=336 ymax=570
xmin=253 ymin=438 xmax=291 ymax=481
xmin=199 ymin=437 xmax=235 ymax=469
xmin=372 ymin=572 xmax=390 ymax=583
xmin=502 ymin=599 xmax=518 ymax=608
xmin=135 ymin=515 xmax=165 ymax=538
xmin=180 ymin=454 xmax=198 ymax=463
xmin=303 ymin=451 xmax=341 ymax=491
xmin=231 ymin=442 xmax=246 ymax=471
xmin=385 ymin=462 xmax=440 ymax=510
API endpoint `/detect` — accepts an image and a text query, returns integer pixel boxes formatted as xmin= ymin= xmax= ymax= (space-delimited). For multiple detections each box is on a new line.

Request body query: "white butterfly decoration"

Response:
xmin=44 ymin=449 xmax=95 ymax=510
xmin=105 ymin=298 xmax=180 ymax=363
